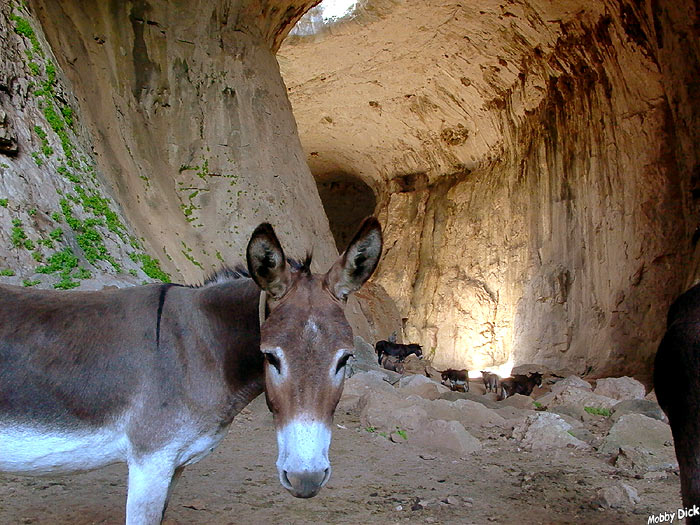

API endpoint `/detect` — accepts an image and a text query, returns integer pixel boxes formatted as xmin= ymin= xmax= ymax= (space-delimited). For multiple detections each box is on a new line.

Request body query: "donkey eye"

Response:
xmin=264 ymin=352 xmax=281 ymax=373
xmin=335 ymin=353 xmax=353 ymax=374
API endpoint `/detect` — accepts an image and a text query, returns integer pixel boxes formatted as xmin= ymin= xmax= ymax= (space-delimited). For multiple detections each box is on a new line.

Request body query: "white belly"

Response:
xmin=0 ymin=423 xmax=127 ymax=475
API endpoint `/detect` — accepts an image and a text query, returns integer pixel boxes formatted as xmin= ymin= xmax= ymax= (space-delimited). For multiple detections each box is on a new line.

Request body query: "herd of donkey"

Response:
xmin=374 ymin=336 xmax=543 ymax=400
xmin=0 ymin=217 xmax=698 ymax=524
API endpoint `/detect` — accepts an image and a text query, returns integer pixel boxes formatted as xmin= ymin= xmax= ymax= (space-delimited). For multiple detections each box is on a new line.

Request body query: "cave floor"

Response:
xmin=0 ymin=394 xmax=681 ymax=524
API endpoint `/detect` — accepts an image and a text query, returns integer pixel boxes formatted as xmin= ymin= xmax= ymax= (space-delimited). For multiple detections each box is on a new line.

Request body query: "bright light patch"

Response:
xmin=320 ymin=0 xmax=358 ymax=21
xmin=288 ymin=0 xmax=360 ymax=37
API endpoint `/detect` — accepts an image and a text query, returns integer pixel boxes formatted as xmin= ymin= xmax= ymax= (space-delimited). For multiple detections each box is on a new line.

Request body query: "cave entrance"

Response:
xmin=315 ymin=172 xmax=377 ymax=252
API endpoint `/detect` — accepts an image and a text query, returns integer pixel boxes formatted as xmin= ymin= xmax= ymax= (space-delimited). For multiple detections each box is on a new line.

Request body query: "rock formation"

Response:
xmin=280 ymin=0 xmax=700 ymax=379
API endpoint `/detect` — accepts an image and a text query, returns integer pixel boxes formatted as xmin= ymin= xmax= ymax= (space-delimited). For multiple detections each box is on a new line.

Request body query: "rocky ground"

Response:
xmin=0 ymin=344 xmax=684 ymax=524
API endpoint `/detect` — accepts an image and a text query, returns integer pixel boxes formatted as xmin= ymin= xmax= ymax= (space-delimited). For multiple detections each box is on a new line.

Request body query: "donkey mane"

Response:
xmin=196 ymin=254 xmax=312 ymax=289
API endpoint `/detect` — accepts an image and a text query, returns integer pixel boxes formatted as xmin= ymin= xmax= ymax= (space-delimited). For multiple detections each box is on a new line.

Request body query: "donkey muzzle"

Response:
xmin=276 ymin=418 xmax=332 ymax=498
xmin=281 ymin=467 xmax=331 ymax=498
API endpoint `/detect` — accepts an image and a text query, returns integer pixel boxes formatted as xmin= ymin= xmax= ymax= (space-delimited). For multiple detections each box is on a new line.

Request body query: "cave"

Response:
xmin=314 ymin=171 xmax=377 ymax=252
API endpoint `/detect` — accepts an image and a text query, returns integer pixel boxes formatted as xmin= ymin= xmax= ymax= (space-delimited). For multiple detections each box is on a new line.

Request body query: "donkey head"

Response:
xmin=246 ymin=217 xmax=382 ymax=498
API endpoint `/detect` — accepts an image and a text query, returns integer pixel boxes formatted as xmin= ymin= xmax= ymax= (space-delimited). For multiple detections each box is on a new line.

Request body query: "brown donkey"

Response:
xmin=0 ymin=217 xmax=382 ymax=524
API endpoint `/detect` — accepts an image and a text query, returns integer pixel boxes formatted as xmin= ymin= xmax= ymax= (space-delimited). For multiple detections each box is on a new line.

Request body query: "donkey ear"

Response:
xmin=325 ymin=217 xmax=382 ymax=302
xmin=246 ymin=223 xmax=291 ymax=299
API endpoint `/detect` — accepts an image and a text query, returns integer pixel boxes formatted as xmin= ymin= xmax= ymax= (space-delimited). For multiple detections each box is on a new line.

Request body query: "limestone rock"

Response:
xmin=449 ymin=399 xmax=506 ymax=429
xmin=280 ymin=0 xmax=697 ymax=382
xmin=359 ymin=391 xmax=427 ymax=432
xmin=397 ymin=374 xmax=449 ymax=400
xmin=551 ymin=376 xmax=592 ymax=394
xmin=610 ymin=399 xmax=667 ymax=423
xmin=512 ymin=413 xmax=591 ymax=451
xmin=0 ymin=108 xmax=17 ymax=155
xmin=594 ymin=377 xmax=646 ymax=401
xmin=547 ymin=386 xmax=618 ymax=410
xmin=599 ymin=414 xmax=674 ymax=456
xmin=612 ymin=446 xmax=678 ymax=474
xmin=500 ymin=393 xmax=536 ymax=410
xmin=339 ymin=370 xmax=397 ymax=412
xmin=408 ymin=419 xmax=482 ymax=457
xmin=401 ymin=354 xmax=431 ymax=376
xmin=596 ymin=482 xmax=640 ymax=509
xmin=550 ymin=404 xmax=589 ymax=423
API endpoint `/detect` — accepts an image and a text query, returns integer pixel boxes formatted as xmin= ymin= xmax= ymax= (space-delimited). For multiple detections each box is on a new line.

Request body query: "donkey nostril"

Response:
xmin=321 ymin=467 xmax=331 ymax=486
xmin=281 ymin=470 xmax=292 ymax=489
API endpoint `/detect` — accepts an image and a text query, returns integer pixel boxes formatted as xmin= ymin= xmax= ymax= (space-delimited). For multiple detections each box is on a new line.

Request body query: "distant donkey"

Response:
xmin=0 ymin=217 xmax=383 ymax=524
xmin=655 ymin=283 xmax=700 ymax=523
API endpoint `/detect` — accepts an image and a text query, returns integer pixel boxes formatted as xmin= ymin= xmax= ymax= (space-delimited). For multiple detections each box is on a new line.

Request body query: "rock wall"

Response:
xmin=0 ymin=0 xmax=390 ymax=340
xmin=280 ymin=0 xmax=699 ymax=378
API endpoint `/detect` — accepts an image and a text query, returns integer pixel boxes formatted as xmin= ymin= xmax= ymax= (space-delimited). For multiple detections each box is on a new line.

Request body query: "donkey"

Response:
xmin=480 ymin=370 xmax=500 ymax=393
xmin=375 ymin=340 xmax=422 ymax=365
xmin=0 ymin=217 xmax=383 ymax=524
xmin=655 ymin=283 xmax=700 ymax=523
xmin=440 ymin=368 xmax=470 ymax=392
xmin=498 ymin=372 xmax=542 ymax=400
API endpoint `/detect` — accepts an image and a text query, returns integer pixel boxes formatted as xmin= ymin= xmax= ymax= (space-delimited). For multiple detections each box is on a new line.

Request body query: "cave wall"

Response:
xmin=0 ymin=0 xmax=388 ymax=341
xmin=280 ymin=0 xmax=699 ymax=378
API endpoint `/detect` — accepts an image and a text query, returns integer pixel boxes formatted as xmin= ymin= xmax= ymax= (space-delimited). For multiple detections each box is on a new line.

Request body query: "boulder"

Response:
xmin=353 ymin=335 xmax=379 ymax=368
xmin=569 ymin=428 xmax=595 ymax=444
xmin=550 ymin=375 xmax=592 ymax=394
xmin=496 ymin=406 xmax=532 ymax=420
xmin=550 ymin=404 xmax=589 ymax=422
xmin=398 ymin=374 xmax=450 ymax=400
xmin=339 ymin=370 xmax=398 ymax=412
xmin=612 ymin=446 xmax=678 ymax=474
xmin=599 ymin=413 xmax=674 ymax=456
xmin=438 ymin=391 xmax=501 ymax=409
xmin=596 ymin=482 xmax=640 ymax=508
xmin=501 ymin=393 xmax=536 ymax=410
xmin=450 ymin=399 xmax=507 ymax=428
xmin=359 ymin=391 xmax=428 ymax=432
xmin=512 ymin=412 xmax=591 ymax=451
xmin=610 ymin=399 xmax=667 ymax=423
xmin=547 ymin=386 xmax=618 ymax=410
xmin=594 ymin=376 xmax=646 ymax=401
xmin=408 ymin=419 xmax=481 ymax=456
xmin=401 ymin=354 xmax=432 ymax=376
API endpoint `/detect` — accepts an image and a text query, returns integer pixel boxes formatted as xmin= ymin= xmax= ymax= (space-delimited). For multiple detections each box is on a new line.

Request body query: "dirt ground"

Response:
xmin=0 ymin=390 xmax=683 ymax=525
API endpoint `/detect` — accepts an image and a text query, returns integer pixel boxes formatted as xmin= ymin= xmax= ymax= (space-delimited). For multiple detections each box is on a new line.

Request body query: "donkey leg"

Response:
xmin=164 ymin=465 xmax=186 ymax=514
xmin=125 ymin=454 xmax=178 ymax=525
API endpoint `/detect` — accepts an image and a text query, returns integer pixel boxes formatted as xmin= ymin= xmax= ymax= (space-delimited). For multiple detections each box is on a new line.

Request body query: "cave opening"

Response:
xmin=314 ymin=171 xmax=377 ymax=252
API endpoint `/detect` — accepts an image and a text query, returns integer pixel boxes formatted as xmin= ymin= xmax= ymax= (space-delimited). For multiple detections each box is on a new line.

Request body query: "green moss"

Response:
xmin=584 ymin=406 xmax=612 ymax=417
xmin=74 ymin=267 xmax=92 ymax=279
xmin=128 ymin=269 xmax=138 ymax=277
xmin=0 ymin=199 xmax=8 ymax=208
xmin=129 ymin=252 xmax=170 ymax=282
xmin=49 ymin=228 xmax=63 ymax=240
xmin=28 ymin=61 xmax=40 ymax=75
xmin=31 ymin=250 xmax=43 ymax=262
xmin=11 ymin=14 xmax=43 ymax=57
xmin=11 ymin=220 xmax=27 ymax=248
xmin=28 ymin=208 xmax=37 ymax=216
xmin=23 ymin=279 xmax=40 ymax=287
xmin=61 ymin=106 xmax=74 ymax=128
xmin=37 ymin=237 xmax=54 ymax=248
xmin=181 ymin=242 xmax=203 ymax=269
xmin=0 ymin=269 xmax=16 ymax=276
xmin=36 ymin=247 xmax=78 ymax=275
xmin=215 ymin=250 xmax=224 ymax=263
xmin=53 ymin=278 xmax=79 ymax=290
xmin=50 ymin=211 xmax=62 ymax=222
xmin=42 ymin=103 xmax=73 ymax=160
xmin=31 ymin=152 xmax=43 ymax=167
